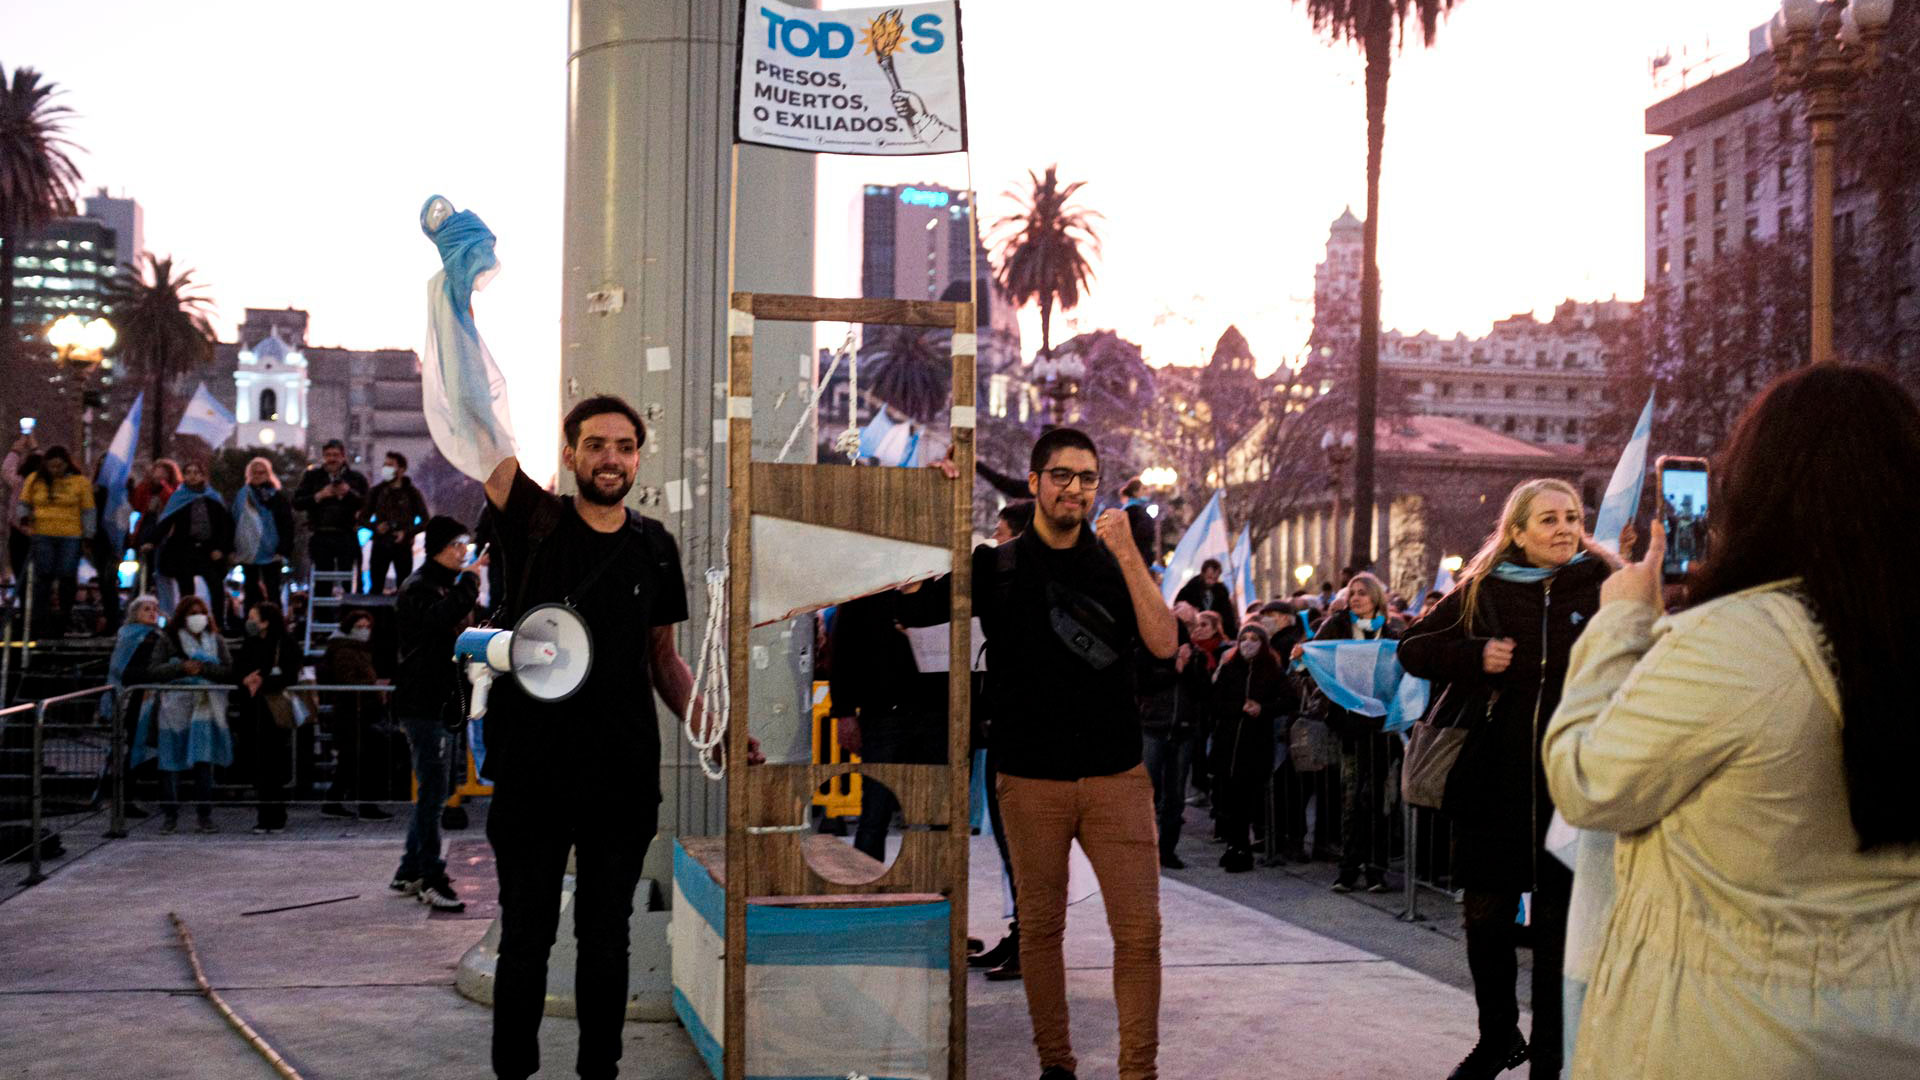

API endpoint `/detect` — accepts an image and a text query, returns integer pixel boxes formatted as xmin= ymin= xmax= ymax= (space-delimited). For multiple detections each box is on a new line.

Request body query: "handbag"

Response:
xmin=1401 ymin=685 xmax=1496 ymax=809
xmin=1288 ymin=673 xmax=1336 ymax=771
xmin=264 ymin=686 xmax=317 ymax=730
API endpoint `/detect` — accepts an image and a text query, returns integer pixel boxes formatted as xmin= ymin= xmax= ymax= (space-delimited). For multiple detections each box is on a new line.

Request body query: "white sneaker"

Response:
xmin=418 ymin=879 xmax=465 ymax=912
xmin=388 ymin=875 xmax=422 ymax=896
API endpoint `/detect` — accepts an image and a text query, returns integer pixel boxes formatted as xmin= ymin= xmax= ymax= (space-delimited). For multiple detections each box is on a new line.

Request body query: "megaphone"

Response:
xmin=454 ymin=603 xmax=594 ymax=719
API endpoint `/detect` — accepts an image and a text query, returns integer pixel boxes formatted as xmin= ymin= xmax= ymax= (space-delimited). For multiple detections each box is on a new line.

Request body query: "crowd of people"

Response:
xmin=1 ymin=435 xmax=437 ymax=639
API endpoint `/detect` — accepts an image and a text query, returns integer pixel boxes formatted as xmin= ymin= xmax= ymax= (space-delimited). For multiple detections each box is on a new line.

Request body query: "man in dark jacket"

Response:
xmin=828 ymin=589 xmax=945 ymax=865
xmin=390 ymin=516 xmax=482 ymax=911
xmin=291 ymin=439 xmax=369 ymax=595
xmin=1174 ymin=558 xmax=1239 ymax=637
xmin=362 ymin=450 xmax=431 ymax=593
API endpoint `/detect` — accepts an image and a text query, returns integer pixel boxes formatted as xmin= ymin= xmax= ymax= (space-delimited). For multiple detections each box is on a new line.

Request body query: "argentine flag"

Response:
xmin=1298 ymin=639 xmax=1430 ymax=734
xmin=421 ymin=194 xmax=518 ymax=482
xmin=1591 ymin=391 xmax=1654 ymax=555
xmin=1161 ymin=490 xmax=1231 ymax=605
xmin=1229 ymin=524 xmax=1255 ymax=613
xmin=174 ymin=383 xmax=236 ymax=446
xmin=99 ymin=392 xmax=143 ymax=557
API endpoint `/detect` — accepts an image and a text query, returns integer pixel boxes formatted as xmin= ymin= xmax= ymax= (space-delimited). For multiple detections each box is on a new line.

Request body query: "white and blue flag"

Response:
xmin=1298 ymin=639 xmax=1430 ymax=734
xmin=1229 ymin=524 xmax=1255 ymax=614
xmin=421 ymin=195 xmax=518 ymax=482
xmin=174 ymin=383 xmax=235 ymax=446
xmin=1161 ymin=490 xmax=1231 ymax=605
xmin=1591 ymin=391 xmax=1654 ymax=555
xmin=99 ymin=392 xmax=143 ymax=557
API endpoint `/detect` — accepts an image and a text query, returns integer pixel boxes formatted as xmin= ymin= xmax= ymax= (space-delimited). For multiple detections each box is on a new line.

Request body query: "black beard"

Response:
xmin=576 ymin=468 xmax=633 ymax=506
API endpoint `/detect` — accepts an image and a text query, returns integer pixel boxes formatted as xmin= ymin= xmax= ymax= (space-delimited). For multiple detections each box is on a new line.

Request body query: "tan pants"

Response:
xmin=998 ymin=764 xmax=1162 ymax=1080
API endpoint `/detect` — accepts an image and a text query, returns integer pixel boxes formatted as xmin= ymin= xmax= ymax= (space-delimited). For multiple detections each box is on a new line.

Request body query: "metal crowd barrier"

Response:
xmin=1 ymin=685 xmax=112 ymax=888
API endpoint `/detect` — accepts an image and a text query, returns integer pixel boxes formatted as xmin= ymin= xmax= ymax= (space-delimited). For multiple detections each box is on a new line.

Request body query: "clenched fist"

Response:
xmin=1483 ymin=637 xmax=1517 ymax=674
xmin=1094 ymin=508 xmax=1136 ymax=564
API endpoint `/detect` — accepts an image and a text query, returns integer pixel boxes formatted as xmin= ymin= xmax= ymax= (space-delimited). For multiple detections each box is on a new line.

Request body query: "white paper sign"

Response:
xmin=905 ymin=619 xmax=986 ymax=673
xmin=736 ymin=0 xmax=967 ymax=156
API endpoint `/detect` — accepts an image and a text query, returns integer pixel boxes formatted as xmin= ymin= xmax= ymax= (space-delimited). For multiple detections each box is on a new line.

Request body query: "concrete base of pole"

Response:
xmin=454 ymin=837 xmax=678 ymax=1021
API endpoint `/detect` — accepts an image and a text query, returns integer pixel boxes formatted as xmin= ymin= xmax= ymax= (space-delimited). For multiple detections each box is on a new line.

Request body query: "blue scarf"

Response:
xmin=158 ymin=483 xmax=225 ymax=521
xmin=234 ymin=484 xmax=280 ymax=565
xmin=100 ymin=622 xmax=156 ymax=720
xmin=1490 ymin=552 xmax=1589 ymax=583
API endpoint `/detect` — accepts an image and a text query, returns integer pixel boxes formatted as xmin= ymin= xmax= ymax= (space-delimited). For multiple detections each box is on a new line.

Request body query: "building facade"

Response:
xmin=81 ymin=188 xmax=143 ymax=275
xmin=6 ymin=217 xmax=118 ymax=347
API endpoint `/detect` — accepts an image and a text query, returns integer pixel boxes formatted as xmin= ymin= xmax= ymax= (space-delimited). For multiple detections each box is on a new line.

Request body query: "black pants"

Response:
xmin=1463 ymin=854 xmax=1573 ymax=1078
xmin=325 ymin=696 xmax=389 ymax=803
xmin=1140 ymin=726 xmax=1192 ymax=855
xmin=1209 ymin=712 xmax=1274 ymax=851
xmin=367 ymin=541 xmax=413 ymax=594
xmin=853 ymin=709 xmax=946 ymax=863
xmin=309 ymin=531 xmax=359 ymax=595
xmin=982 ymin=743 xmax=1017 ymax=920
xmin=488 ymin=792 xmax=658 ymax=1080
xmin=247 ymin=704 xmax=292 ymax=829
xmin=174 ymin=566 xmax=231 ymax=630
xmin=1337 ymin=730 xmax=1392 ymax=883
xmin=242 ymin=562 xmax=284 ymax=610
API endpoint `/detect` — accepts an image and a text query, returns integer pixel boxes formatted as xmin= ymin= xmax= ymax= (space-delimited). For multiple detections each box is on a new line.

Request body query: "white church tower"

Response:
xmin=233 ymin=327 xmax=309 ymax=450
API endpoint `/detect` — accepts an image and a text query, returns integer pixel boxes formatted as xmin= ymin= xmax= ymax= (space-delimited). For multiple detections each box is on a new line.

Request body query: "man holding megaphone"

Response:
xmin=477 ymin=395 xmax=700 ymax=1080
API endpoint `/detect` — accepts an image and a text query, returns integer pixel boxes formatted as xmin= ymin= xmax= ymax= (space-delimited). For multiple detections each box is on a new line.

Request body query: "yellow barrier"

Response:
xmin=808 ymin=682 xmax=862 ymax=818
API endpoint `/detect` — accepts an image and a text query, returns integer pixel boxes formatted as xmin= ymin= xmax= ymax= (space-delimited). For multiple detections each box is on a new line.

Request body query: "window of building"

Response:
xmin=1504 ymin=416 xmax=1518 ymax=432
xmin=1713 ymin=180 xmax=1727 ymax=214
xmin=1714 ymin=226 xmax=1726 ymax=256
xmin=1439 ymin=382 xmax=1453 ymax=398
xmin=1656 ymin=246 xmax=1670 ymax=277
xmin=1779 ymin=206 xmax=1792 ymax=234
xmin=1566 ymin=386 xmax=1579 ymax=402
xmin=1564 ymin=351 xmax=1580 ymax=370
xmin=1535 ymin=350 xmax=1548 ymax=367
xmin=1684 ymin=282 xmax=1699 ymax=305
xmin=987 ymin=373 xmax=1009 ymax=418
xmin=1744 ymin=121 xmax=1760 ymax=157
xmin=1778 ymin=157 xmax=1791 ymax=193
xmin=1684 ymin=237 xmax=1697 ymax=268
xmin=1837 ymin=211 xmax=1855 ymax=247
xmin=259 ymin=389 xmax=278 ymax=421
xmin=1535 ymin=385 xmax=1550 ymax=400
xmin=1744 ymin=216 xmax=1760 ymax=243
xmin=1504 ymin=349 xmax=1516 ymax=362
xmin=1655 ymin=203 xmax=1668 ymax=232
xmin=1744 ymin=171 xmax=1760 ymax=201
xmin=1655 ymin=160 xmax=1669 ymax=191
xmin=1778 ymin=113 xmax=1793 ymax=140
xmin=1472 ymin=383 xmax=1487 ymax=399
xmin=1535 ymin=417 xmax=1549 ymax=435
xmin=1684 ymin=192 xmax=1697 ymax=224
xmin=1565 ymin=417 xmax=1579 ymax=437
xmin=1503 ymin=384 xmax=1517 ymax=399
xmin=1712 ymin=136 xmax=1726 ymax=169
xmin=1683 ymin=148 xmax=1696 ymax=180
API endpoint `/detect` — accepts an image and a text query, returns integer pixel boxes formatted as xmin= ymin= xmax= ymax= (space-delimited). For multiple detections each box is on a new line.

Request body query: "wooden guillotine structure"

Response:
xmin=670 ymin=291 xmax=976 ymax=1080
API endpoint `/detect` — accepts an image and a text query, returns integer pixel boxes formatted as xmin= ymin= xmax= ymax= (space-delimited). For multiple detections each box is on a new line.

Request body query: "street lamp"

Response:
xmin=1031 ymin=352 xmax=1086 ymax=428
xmin=1139 ymin=466 xmax=1178 ymax=488
xmin=1441 ymin=555 xmax=1464 ymax=574
xmin=47 ymin=314 xmax=119 ymax=469
xmin=1320 ymin=427 xmax=1356 ymax=581
xmin=1293 ymin=563 xmax=1315 ymax=589
xmin=1768 ymin=0 xmax=1895 ymax=365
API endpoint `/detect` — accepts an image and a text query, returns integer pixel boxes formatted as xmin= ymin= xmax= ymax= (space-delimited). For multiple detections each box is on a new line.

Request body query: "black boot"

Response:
xmin=985 ymin=947 xmax=1022 ymax=981
xmin=1219 ymin=846 xmax=1254 ymax=873
xmin=1159 ymin=846 xmax=1186 ymax=870
xmin=969 ymin=925 xmax=1018 ymax=970
xmin=1447 ymin=1029 xmax=1528 ymax=1080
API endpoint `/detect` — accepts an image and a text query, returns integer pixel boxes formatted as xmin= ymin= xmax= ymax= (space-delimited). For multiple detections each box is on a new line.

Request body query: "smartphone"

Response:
xmin=18 ymin=417 xmax=35 ymax=435
xmin=1655 ymin=455 xmax=1709 ymax=583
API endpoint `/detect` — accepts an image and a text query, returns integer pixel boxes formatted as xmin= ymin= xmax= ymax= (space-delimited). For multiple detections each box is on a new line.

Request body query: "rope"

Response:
xmin=776 ymin=324 xmax=859 ymax=463
xmin=168 ymin=912 xmax=306 ymax=1080
xmin=685 ymin=566 xmax=730 ymax=779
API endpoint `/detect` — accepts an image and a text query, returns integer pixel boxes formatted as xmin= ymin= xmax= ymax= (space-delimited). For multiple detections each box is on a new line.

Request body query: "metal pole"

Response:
xmin=0 ymin=586 xmax=13 ymax=707
xmin=1400 ymin=798 xmax=1421 ymax=922
xmin=1808 ymin=106 xmax=1838 ymax=366
xmin=107 ymin=689 xmax=128 ymax=838
xmin=20 ymin=557 xmax=34 ymax=674
xmin=25 ymin=701 xmax=47 ymax=886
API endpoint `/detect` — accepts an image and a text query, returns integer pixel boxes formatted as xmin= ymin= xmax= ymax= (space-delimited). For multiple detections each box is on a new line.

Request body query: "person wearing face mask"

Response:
xmin=319 ymin=608 xmax=391 ymax=820
xmin=390 ymin=517 xmax=484 ymax=909
xmin=235 ymin=601 xmax=303 ymax=833
xmin=292 ymin=439 xmax=369 ymax=598
xmin=1208 ymin=623 xmax=1296 ymax=873
xmin=133 ymin=595 xmax=234 ymax=833
xmin=1398 ymin=479 xmax=1622 ymax=1080
xmin=361 ymin=451 xmax=430 ymax=594
xmin=1292 ymin=572 xmax=1405 ymax=894
xmin=232 ymin=457 xmax=295 ymax=610
xmin=145 ymin=460 xmax=235 ymax=633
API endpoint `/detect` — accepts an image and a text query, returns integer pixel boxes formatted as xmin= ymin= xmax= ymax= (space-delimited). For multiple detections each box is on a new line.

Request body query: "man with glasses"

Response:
xmin=909 ymin=428 xmax=1177 ymax=1080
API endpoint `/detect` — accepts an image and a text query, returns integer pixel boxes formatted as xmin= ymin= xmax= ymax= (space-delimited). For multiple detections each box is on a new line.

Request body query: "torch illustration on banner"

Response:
xmin=862 ymin=8 xmax=957 ymax=146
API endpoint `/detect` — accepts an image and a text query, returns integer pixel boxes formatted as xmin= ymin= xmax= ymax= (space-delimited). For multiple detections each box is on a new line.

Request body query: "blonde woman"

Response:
xmin=233 ymin=456 xmax=294 ymax=609
xmin=1398 ymin=479 xmax=1621 ymax=1080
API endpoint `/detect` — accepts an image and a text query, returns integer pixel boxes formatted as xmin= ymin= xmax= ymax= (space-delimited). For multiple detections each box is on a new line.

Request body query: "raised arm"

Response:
xmin=485 ymin=457 xmax=518 ymax=511
xmin=1097 ymin=509 xmax=1175 ymax=660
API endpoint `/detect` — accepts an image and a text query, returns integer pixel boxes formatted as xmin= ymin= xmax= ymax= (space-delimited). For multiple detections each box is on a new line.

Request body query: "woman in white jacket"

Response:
xmin=1542 ymin=364 xmax=1920 ymax=1079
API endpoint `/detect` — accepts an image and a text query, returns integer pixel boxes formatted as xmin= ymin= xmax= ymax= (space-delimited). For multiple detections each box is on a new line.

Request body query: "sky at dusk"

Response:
xmin=5 ymin=0 xmax=1784 ymax=475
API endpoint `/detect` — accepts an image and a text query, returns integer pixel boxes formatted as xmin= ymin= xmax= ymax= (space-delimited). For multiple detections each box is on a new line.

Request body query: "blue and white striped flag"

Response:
xmin=99 ymin=392 xmax=143 ymax=557
xmin=421 ymin=194 xmax=518 ymax=482
xmin=1161 ymin=490 xmax=1231 ymax=605
xmin=1592 ymin=391 xmax=1654 ymax=555
xmin=1229 ymin=524 xmax=1255 ymax=613
xmin=1298 ymin=639 xmax=1430 ymax=734
xmin=174 ymin=383 xmax=235 ymax=446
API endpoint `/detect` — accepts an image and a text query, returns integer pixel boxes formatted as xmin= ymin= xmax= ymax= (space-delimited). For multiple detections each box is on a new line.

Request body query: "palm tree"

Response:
xmin=1296 ymin=0 xmax=1460 ymax=573
xmin=990 ymin=165 xmax=1102 ymax=364
xmin=861 ymin=323 xmax=951 ymax=424
xmin=102 ymin=255 xmax=216 ymax=458
xmin=0 ymin=65 xmax=82 ymax=359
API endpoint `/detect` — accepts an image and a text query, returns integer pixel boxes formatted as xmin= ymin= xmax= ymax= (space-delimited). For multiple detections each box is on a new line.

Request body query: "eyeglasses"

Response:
xmin=1043 ymin=468 xmax=1101 ymax=491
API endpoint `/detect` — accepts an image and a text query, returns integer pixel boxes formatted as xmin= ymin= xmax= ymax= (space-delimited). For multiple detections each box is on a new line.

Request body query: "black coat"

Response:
xmin=393 ymin=560 xmax=481 ymax=721
xmin=145 ymin=492 xmax=235 ymax=578
xmin=1209 ymin=648 xmax=1295 ymax=776
xmin=1398 ymin=557 xmax=1609 ymax=893
xmin=1174 ymin=578 xmax=1240 ymax=637
xmin=291 ymin=466 xmax=369 ymax=535
xmin=235 ymin=631 xmax=303 ymax=726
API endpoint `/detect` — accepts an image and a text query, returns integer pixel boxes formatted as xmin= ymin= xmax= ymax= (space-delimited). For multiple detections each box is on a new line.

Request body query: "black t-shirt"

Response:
xmin=484 ymin=467 xmax=688 ymax=798
xmin=970 ymin=525 xmax=1143 ymax=781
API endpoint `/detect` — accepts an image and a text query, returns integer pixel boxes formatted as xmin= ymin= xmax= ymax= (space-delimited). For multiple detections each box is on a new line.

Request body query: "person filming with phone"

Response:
xmin=1543 ymin=364 xmax=1920 ymax=1078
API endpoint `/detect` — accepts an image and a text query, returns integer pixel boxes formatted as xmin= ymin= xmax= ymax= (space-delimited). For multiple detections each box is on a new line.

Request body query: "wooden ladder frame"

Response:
xmin=723 ymin=292 xmax=976 ymax=1080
